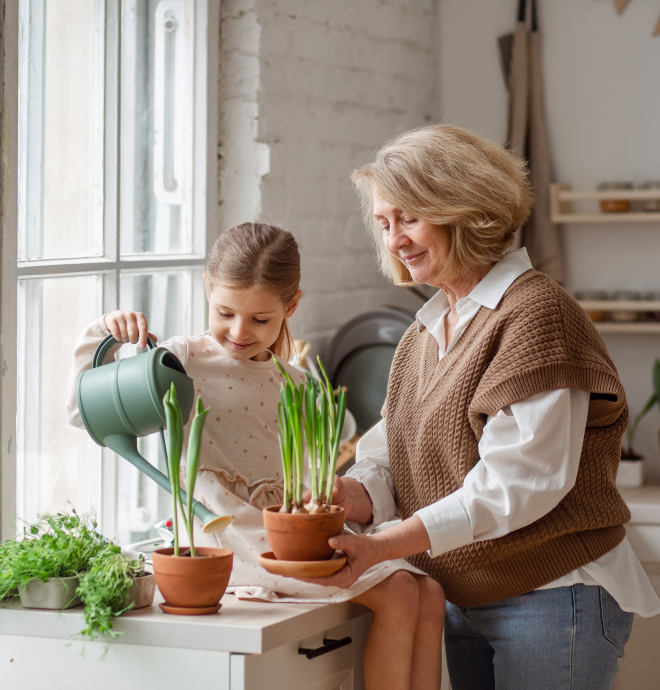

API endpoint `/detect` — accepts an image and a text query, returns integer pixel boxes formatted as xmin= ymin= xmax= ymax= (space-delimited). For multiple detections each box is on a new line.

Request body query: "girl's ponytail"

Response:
xmin=271 ymin=318 xmax=294 ymax=362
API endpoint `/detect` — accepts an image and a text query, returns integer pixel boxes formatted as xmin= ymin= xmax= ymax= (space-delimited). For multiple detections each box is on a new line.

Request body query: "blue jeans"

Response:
xmin=444 ymin=585 xmax=634 ymax=690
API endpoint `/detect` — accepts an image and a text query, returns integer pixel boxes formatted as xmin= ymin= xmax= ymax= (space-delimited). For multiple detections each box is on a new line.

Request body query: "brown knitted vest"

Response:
xmin=384 ymin=270 xmax=630 ymax=606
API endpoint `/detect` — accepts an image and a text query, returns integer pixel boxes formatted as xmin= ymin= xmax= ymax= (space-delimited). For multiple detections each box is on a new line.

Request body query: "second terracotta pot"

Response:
xmin=263 ymin=506 xmax=345 ymax=561
xmin=152 ymin=547 xmax=233 ymax=609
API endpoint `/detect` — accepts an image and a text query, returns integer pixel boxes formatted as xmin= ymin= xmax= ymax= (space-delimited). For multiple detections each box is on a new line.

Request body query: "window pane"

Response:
xmin=17 ymin=275 xmax=104 ymax=527
xmin=116 ymin=267 xmax=206 ymax=541
xmin=18 ymin=0 xmax=104 ymax=261
xmin=119 ymin=267 xmax=207 ymax=348
xmin=120 ymin=0 xmax=204 ymax=258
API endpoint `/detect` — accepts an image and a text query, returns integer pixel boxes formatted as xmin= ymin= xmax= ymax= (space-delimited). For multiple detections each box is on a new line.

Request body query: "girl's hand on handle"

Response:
xmin=104 ymin=310 xmax=157 ymax=349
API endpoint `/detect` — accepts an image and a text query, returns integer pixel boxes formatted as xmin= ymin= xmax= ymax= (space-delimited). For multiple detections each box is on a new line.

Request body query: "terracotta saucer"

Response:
xmin=257 ymin=551 xmax=347 ymax=578
xmin=159 ymin=603 xmax=222 ymax=616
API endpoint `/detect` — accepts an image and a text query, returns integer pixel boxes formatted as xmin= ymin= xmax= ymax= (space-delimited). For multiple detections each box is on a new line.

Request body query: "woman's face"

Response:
xmin=373 ymin=187 xmax=451 ymax=287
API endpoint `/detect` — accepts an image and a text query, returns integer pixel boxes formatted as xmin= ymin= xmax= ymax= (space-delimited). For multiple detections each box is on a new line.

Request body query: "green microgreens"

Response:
xmin=76 ymin=548 xmax=147 ymax=644
xmin=0 ymin=512 xmax=110 ymax=601
xmin=0 ymin=511 xmax=147 ymax=646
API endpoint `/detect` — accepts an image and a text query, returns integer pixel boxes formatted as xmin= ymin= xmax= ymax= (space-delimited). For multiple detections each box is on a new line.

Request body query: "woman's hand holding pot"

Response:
xmin=296 ymin=514 xmax=432 ymax=589
xmin=299 ymin=532 xmax=382 ymax=588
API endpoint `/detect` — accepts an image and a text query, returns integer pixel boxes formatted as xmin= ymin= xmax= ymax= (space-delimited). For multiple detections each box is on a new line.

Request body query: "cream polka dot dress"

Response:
xmin=66 ymin=318 xmax=423 ymax=603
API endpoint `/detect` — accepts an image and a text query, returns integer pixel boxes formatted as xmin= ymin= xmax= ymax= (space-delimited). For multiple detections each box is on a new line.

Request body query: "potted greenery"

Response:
xmin=77 ymin=549 xmax=154 ymax=642
xmin=0 ymin=510 xmax=154 ymax=642
xmin=151 ymin=384 xmax=233 ymax=615
xmin=262 ymin=358 xmax=348 ymax=562
xmin=0 ymin=512 xmax=107 ymax=610
xmin=619 ymin=358 xmax=660 ymax=488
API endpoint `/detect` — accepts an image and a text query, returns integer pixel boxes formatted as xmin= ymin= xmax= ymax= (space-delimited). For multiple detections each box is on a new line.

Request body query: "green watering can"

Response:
xmin=77 ymin=335 xmax=231 ymax=533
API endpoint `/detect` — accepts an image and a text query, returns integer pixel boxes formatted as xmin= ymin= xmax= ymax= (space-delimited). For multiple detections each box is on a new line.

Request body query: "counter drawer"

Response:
xmin=231 ymin=619 xmax=366 ymax=690
xmin=1 ymin=634 xmax=231 ymax=689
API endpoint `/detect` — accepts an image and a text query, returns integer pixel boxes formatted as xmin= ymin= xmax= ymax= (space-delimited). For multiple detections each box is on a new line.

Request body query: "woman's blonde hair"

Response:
xmin=351 ymin=124 xmax=533 ymax=285
xmin=206 ymin=223 xmax=300 ymax=361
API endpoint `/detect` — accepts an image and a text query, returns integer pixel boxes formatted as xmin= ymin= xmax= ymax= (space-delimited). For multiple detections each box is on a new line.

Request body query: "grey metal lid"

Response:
xmin=327 ymin=308 xmax=415 ymax=381
xmin=328 ymin=309 xmax=415 ymax=433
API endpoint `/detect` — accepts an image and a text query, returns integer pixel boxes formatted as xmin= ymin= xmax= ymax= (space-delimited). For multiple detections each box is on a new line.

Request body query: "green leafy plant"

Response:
xmin=0 ymin=512 xmax=109 ymax=601
xmin=624 ymin=358 xmax=660 ymax=459
xmin=0 ymin=511 xmax=151 ymax=646
xmin=275 ymin=356 xmax=347 ymax=514
xmin=162 ymin=383 xmax=210 ymax=556
xmin=77 ymin=548 xmax=147 ymax=642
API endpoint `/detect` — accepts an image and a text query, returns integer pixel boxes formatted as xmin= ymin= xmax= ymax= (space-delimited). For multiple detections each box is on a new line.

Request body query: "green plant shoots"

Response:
xmin=162 ymin=383 xmax=210 ymax=556
xmin=274 ymin=356 xmax=347 ymax=514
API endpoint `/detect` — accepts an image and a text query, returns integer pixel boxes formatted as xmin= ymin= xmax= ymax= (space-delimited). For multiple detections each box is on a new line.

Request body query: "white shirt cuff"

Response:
xmin=345 ymin=466 xmax=398 ymax=527
xmin=414 ymin=489 xmax=475 ymax=558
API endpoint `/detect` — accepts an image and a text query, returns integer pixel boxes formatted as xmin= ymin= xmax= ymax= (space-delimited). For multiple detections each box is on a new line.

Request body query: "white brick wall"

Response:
xmin=219 ymin=0 xmax=438 ymax=355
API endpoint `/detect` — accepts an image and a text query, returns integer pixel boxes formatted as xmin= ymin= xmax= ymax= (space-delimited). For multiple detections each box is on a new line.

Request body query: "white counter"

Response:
xmin=619 ymin=479 xmax=660 ymax=525
xmin=0 ymin=590 xmax=367 ymax=655
xmin=0 ymin=592 xmax=371 ymax=690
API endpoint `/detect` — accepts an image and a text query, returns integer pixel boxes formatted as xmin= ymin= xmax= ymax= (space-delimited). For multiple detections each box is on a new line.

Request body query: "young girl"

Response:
xmin=65 ymin=222 xmax=444 ymax=690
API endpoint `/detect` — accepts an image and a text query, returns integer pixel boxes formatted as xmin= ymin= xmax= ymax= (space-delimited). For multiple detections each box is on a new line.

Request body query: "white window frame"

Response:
xmin=0 ymin=0 xmax=220 ymax=541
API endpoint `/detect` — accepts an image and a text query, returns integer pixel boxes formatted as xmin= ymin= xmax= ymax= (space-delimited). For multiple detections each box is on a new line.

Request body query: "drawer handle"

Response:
xmin=298 ymin=636 xmax=352 ymax=660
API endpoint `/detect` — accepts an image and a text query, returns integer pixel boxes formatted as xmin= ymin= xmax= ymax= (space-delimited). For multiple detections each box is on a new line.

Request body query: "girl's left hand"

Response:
xmin=295 ymin=532 xmax=384 ymax=589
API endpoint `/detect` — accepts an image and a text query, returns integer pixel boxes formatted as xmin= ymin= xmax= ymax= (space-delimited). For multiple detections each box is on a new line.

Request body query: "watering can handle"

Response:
xmin=92 ymin=334 xmax=157 ymax=369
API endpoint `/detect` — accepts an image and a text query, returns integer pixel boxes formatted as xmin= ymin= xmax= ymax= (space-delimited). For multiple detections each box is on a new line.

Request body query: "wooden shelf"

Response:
xmin=577 ymin=301 xmax=660 ymax=311
xmin=553 ymin=212 xmax=660 ymax=224
xmin=593 ymin=323 xmax=660 ymax=334
xmin=550 ymin=184 xmax=660 ymax=224
xmin=576 ymin=301 xmax=660 ymax=332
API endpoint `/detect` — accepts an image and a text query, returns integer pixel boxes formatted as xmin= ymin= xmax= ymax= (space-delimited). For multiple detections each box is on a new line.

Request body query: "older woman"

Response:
xmin=305 ymin=125 xmax=660 ymax=690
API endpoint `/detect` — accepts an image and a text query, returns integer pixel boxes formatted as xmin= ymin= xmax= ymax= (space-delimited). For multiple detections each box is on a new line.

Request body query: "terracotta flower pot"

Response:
xmin=263 ymin=506 xmax=345 ymax=561
xmin=152 ymin=547 xmax=233 ymax=610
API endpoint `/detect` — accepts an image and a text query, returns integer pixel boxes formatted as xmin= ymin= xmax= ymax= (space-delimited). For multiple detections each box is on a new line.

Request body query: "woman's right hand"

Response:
xmin=104 ymin=310 xmax=156 ymax=349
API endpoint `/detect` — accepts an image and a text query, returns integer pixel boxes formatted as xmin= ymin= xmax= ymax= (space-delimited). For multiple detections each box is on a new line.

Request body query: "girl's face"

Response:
xmin=206 ymin=282 xmax=301 ymax=362
xmin=373 ymin=186 xmax=452 ymax=287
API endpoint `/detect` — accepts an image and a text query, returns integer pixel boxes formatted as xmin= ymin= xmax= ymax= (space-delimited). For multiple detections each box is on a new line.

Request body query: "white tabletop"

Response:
xmin=0 ymin=591 xmax=368 ymax=654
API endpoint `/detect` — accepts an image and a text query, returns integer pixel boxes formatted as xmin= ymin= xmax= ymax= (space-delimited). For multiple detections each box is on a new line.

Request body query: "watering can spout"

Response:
xmin=77 ymin=334 xmax=231 ymax=535
xmin=104 ymin=434 xmax=231 ymax=534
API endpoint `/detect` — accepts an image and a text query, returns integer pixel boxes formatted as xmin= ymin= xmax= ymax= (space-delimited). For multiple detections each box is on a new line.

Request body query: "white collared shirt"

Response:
xmin=347 ymin=248 xmax=660 ymax=616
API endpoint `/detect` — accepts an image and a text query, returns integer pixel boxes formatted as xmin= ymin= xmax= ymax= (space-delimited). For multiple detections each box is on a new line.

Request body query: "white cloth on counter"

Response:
xmin=65 ymin=317 xmax=424 ymax=603
xmin=346 ymin=248 xmax=660 ymax=617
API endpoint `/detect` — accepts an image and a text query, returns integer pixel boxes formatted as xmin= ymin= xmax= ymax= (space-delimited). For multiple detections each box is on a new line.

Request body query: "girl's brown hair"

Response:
xmin=206 ymin=223 xmax=301 ymax=361
xmin=351 ymin=124 xmax=533 ymax=285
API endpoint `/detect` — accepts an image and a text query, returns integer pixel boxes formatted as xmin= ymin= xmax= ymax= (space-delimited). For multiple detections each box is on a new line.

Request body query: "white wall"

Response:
xmin=438 ymin=0 xmax=660 ymax=477
xmin=219 ymin=0 xmax=437 ymax=353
